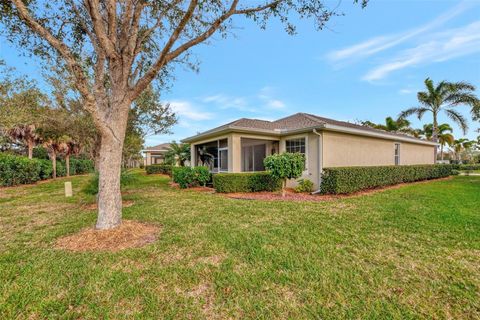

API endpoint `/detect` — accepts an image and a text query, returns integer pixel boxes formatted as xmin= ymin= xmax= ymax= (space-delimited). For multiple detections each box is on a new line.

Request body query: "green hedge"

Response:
xmin=145 ymin=164 xmax=173 ymax=176
xmin=320 ymin=164 xmax=456 ymax=194
xmin=172 ymin=166 xmax=211 ymax=188
xmin=0 ymin=153 xmax=94 ymax=187
xmin=0 ymin=153 xmax=42 ymax=186
xmin=458 ymin=164 xmax=480 ymax=171
xmin=213 ymin=172 xmax=282 ymax=193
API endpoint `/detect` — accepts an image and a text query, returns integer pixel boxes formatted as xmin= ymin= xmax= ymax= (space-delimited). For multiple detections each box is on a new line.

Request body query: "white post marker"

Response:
xmin=65 ymin=181 xmax=73 ymax=197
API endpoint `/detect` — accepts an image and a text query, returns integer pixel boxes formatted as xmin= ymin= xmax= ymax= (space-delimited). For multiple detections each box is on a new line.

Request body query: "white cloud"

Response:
xmin=258 ymin=86 xmax=286 ymax=109
xmin=399 ymin=88 xmax=416 ymax=95
xmin=168 ymin=100 xmax=213 ymax=121
xmin=363 ymin=21 xmax=480 ymax=81
xmin=327 ymin=1 xmax=471 ymax=64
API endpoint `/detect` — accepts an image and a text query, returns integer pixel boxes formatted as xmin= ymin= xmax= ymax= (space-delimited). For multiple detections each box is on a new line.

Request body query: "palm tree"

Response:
xmin=43 ymin=137 xmax=66 ymax=179
xmin=452 ymin=138 xmax=475 ymax=162
xmin=400 ymin=78 xmax=479 ymax=159
xmin=62 ymin=138 xmax=81 ymax=177
xmin=362 ymin=116 xmax=414 ymax=134
xmin=165 ymin=141 xmax=190 ymax=166
xmin=7 ymin=124 xmax=41 ymax=159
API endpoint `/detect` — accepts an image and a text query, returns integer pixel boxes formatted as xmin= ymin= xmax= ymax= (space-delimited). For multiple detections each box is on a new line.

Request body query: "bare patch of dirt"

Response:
xmin=188 ymin=186 xmax=215 ymax=193
xmin=83 ymin=200 xmax=135 ymax=211
xmin=222 ymin=177 xmax=453 ymax=202
xmin=55 ymin=220 xmax=160 ymax=252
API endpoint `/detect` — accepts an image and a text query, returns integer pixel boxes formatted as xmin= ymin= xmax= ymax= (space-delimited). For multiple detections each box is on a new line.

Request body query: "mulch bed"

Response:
xmin=55 ymin=220 xmax=160 ymax=252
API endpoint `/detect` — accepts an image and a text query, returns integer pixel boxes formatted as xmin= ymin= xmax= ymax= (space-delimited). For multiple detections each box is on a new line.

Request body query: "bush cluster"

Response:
xmin=213 ymin=171 xmax=282 ymax=193
xmin=458 ymin=164 xmax=480 ymax=171
xmin=145 ymin=164 xmax=173 ymax=176
xmin=172 ymin=166 xmax=211 ymax=188
xmin=320 ymin=164 xmax=455 ymax=194
xmin=0 ymin=153 xmax=94 ymax=187
xmin=294 ymin=178 xmax=314 ymax=193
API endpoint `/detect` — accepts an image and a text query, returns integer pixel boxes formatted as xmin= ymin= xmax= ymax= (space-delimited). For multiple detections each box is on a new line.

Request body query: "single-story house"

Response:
xmin=143 ymin=143 xmax=171 ymax=166
xmin=182 ymin=113 xmax=437 ymax=189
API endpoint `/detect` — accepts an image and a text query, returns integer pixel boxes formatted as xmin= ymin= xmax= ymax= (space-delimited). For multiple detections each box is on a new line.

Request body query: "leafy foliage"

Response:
xmin=165 ymin=141 xmax=190 ymax=166
xmin=320 ymin=164 xmax=456 ymax=194
xmin=294 ymin=178 xmax=314 ymax=193
xmin=145 ymin=164 xmax=173 ymax=176
xmin=213 ymin=172 xmax=282 ymax=193
xmin=264 ymin=153 xmax=305 ymax=181
xmin=172 ymin=166 xmax=211 ymax=189
xmin=0 ymin=153 xmax=93 ymax=187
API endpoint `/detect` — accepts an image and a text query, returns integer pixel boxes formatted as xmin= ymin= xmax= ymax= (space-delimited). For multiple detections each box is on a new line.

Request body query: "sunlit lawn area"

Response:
xmin=1 ymin=171 xmax=479 ymax=319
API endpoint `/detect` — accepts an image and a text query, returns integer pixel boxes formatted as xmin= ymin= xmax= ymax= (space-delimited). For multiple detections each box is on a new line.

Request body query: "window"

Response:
xmin=242 ymin=144 xmax=266 ymax=172
xmin=219 ymin=148 xmax=228 ymax=172
xmin=394 ymin=143 xmax=400 ymax=165
xmin=286 ymin=138 xmax=306 ymax=154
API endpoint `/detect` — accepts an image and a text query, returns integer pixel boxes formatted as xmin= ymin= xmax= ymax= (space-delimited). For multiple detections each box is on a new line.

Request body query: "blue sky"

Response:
xmin=1 ymin=0 xmax=479 ymax=147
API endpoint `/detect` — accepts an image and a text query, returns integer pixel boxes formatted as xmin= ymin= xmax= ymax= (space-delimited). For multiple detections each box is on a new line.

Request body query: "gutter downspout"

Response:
xmin=312 ymin=128 xmax=323 ymax=194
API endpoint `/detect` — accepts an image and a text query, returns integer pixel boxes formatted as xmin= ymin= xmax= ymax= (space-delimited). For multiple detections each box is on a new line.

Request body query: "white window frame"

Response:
xmin=218 ymin=146 xmax=229 ymax=172
xmin=394 ymin=143 xmax=401 ymax=165
xmin=284 ymin=134 xmax=308 ymax=172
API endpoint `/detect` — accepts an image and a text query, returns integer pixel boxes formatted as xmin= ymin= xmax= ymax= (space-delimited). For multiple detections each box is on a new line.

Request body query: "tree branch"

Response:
xmin=84 ymin=0 xmax=119 ymax=59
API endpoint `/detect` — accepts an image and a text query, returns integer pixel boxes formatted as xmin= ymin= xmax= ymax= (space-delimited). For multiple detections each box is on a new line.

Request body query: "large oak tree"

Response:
xmin=1 ymin=0 xmax=367 ymax=230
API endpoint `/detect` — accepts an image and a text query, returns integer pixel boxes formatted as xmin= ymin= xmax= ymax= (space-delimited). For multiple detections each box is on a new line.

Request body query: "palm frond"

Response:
xmin=444 ymin=108 xmax=468 ymax=135
xmin=398 ymin=107 xmax=429 ymax=120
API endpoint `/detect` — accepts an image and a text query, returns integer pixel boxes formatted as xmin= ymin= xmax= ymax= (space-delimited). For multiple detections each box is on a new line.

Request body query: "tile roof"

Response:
xmin=144 ymin=143 xmax=171 ymax=151
xmin=183 ymin=112 xmax=433 ymax=144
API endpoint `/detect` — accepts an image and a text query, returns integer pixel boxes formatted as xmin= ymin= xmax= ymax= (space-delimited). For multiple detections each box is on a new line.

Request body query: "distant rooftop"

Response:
xmin=144 ymin=143 xmax=171 ymax=152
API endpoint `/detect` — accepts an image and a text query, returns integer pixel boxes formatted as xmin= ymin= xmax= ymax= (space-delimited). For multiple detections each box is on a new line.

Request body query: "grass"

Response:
xmin=1 ymin=171 xmax=479 ymax=319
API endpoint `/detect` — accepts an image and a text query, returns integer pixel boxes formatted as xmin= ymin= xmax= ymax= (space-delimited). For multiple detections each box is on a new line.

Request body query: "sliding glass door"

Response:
xmin=242 ymin=144 xmax=266 ymax=172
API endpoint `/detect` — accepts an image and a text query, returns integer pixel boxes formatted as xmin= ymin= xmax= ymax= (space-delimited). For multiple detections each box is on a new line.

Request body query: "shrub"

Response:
xmin=264 ymin=152 xmax=305 ymax=196
xmin=70 ymin=159 xmax=94 ymax=175
xmin=459 ymin=164 xmax=480 ymax=171
xmin=213 ymin=172 xmax=282 ymax=193
xmin=0 ymin=153 xmax=42 ymax=186
xmin=38 ymin=159 xmax=53 ymax=180
xmin=194 ymin=166 xmax=211 ymax=187
xmin=146 ymin=164 xmax=172 ymax=176
xmin=172 ymin=167 xmax=195 ymax=188
xmin=171 ymin=166 xmax=211 ymax=188
xmin=294 ymin=178 xmax=314 ymax=193
xmin=320 ymin=164 xmax=455 ymax=194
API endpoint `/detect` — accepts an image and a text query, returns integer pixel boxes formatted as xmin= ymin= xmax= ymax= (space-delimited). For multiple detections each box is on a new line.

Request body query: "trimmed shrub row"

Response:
xmin=458 ymin=164 xmax=480 ymax=171
xmin=145 ymin=164 xmax=173 ymax=176
xmin=172 ymin=166 xmax=211 ymax=189
xmin=320 ymin=164 xmax=456 ymax=194
xmin=0 ymin=153 xmax=94 ymax=187
xmin=213 ymin=171 xmax=282 ymax=193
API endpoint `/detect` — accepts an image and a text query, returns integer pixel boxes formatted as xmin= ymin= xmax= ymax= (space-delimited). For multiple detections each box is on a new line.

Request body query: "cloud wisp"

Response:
xmin=363 ymin=21 xmax=480 ymax=81
xmin=327 ymin=1 xmax=471 ymax=65
xmin=168 ymin=100 xmax=213 ymax=121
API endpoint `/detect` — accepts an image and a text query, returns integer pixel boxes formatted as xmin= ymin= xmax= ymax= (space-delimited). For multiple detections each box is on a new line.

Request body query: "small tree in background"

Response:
xmin=63 ymin=138 xmax=81 ymax=177
xmin=264 ymin=153 xmax=305 ymax=197
xmin=7 ymin=124 xmax=41 ymax=159
xmin=166 ymin=141 xmax=191 ymax=166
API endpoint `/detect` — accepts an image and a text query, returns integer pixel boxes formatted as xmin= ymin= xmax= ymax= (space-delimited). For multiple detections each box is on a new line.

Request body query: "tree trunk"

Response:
xmin=66 ymin=154 xmax=70 ymax=177
xmin=432 ymin=113 xmax=439 ymax=163
xmin=52 ymin=151 xmax=57 ymax=179
xmin=95 ymin=132 xmax=124 ymax=230
xmin=282 ymin=179 xmax=286 ymax=198
xmin=27 ymin=139 xmax=34 ymax=159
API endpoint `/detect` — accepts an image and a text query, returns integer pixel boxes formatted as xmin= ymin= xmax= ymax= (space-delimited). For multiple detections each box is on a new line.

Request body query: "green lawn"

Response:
xmin=1 ymin=172 xmax=479 ymax=319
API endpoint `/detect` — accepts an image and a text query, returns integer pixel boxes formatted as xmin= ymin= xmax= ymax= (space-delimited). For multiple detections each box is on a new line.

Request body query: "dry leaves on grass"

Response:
xmin=55 ymin=220 xmax=160 ymax=252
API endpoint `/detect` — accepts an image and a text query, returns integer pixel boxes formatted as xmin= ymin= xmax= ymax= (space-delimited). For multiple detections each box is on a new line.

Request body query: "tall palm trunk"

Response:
xmin=51 ymin=151 xmax=57 ymax=179
xmin=66 ymin=154 xmax=70 ymax=177
xmin=432 ymin=112 xmax=439 ymax=163
xmin=27 ymin=139 xmax=34 ymax=159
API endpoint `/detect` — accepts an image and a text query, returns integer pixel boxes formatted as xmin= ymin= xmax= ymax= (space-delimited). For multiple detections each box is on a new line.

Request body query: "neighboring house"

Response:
xmin=182 ymin=113 xmax=437 ymax=189
xmin=143 ymin=143 xmax=171 ymax=166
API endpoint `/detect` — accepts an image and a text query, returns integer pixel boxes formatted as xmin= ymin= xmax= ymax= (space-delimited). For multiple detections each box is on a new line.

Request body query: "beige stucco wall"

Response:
xmin=322 ymin=131 xmax=435 ymax=167
xmin=400 ymin=142 xmax=435 ymax=165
